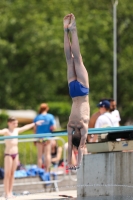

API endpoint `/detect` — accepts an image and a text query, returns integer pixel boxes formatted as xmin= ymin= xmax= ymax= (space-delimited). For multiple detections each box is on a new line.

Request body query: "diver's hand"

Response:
xmin=67 ymin=163 xmax=76 ymax=170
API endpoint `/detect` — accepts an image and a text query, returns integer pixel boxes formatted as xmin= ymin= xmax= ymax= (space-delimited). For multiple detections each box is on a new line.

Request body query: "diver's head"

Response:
xmin=72 ymin=129 xmax=81 ymax=149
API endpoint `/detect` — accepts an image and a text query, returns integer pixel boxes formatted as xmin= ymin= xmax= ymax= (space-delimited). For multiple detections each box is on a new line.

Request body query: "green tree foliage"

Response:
xmin=0 ymin=0 xmax=133 ymax=125
xmin=0 ymin=111 xmax=8 ymax=129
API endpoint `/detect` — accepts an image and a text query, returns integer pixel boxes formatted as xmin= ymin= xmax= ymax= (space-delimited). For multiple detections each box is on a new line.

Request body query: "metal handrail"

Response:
xmin=0 ymin=126 xmax=133 ymax=141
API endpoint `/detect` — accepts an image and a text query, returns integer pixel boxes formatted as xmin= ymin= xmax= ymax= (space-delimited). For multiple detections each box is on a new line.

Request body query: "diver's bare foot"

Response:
xmin=63 ymin=14 xmax=71 ymax=31
xmin=68 ymin=13 xmax=76 ymax=31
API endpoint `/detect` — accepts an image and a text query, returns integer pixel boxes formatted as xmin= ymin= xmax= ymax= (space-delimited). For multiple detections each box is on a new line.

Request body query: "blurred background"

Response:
xmin=0 ymin=0 xmax=133 ymax=128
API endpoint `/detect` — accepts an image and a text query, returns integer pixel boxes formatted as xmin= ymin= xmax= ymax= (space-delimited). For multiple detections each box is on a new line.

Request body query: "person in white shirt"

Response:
xmin=95 ymin=100 xmax=115 ymax=128
xmin=108 ymin=98 xmax=121 ymax=127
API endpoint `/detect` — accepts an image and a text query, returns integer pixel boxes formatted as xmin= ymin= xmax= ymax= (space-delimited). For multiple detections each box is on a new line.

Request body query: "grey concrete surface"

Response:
xmin=76 ymin=197 xmax=133 ymax=200
xmin=0 ymin=190 xmax=77 ymax=200
xmin=0 ymin=174 xmax=77 ymax=195
xmin=77 ymin=152 xmax=133 ymax=197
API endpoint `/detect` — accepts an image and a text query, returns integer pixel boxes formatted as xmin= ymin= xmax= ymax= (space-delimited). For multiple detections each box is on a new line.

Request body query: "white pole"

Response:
xmin=113 ymin=0 xmax=118 ymax=103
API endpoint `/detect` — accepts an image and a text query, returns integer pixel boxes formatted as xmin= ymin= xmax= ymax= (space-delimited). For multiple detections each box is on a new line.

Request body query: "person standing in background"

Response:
xmin=34 ymin=103 xmax=56 ymax=172
xmin=87 ymin=110 xmax=101 ymax=143
xmin=108 ymin=98 xmax=121 ymax=127
xmin=87 ymin=98 xmax=121 ymax=142
xmin=95 ymin=100 xmax=115 ymax=128
xmin=87 ymin=98 xmax=106 ymax=142
xmin=0 ymin=116 xmax=43 ymax=198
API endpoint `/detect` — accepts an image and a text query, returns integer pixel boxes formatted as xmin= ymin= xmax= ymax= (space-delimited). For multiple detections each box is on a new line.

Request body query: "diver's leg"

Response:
xmin=64 ymin=14 xmax=76 ymax=83
xmin=68 ymin=13 xmax=89 ymax=88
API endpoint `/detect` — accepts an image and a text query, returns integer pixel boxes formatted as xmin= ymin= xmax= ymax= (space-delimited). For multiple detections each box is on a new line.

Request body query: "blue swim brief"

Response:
xmin=69 ymin=80 xmax=89 ymax=98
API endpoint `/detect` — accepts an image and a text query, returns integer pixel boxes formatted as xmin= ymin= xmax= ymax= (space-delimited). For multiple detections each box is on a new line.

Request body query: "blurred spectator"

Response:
xmin=108 ymin=98 xmax=121 ymax=127
xmin=64 ymin=142 xmax=77 ymax=166
xmin=33 ymin=103 xmax=56 ymax=172
xmin=89 ymin=111 xmax=101 ymax=128
xmin=51 ymin=139 xmax=63 ymax=167
xmin=88 ymin=98 xmax=121 ymax=142
xmin=88 ymin=110 xmax=101 ymax=143
xmin=87 ymin=98 xmax=106 ymax=142
xmin=95 ymin=100 xmax=115 ymax=128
